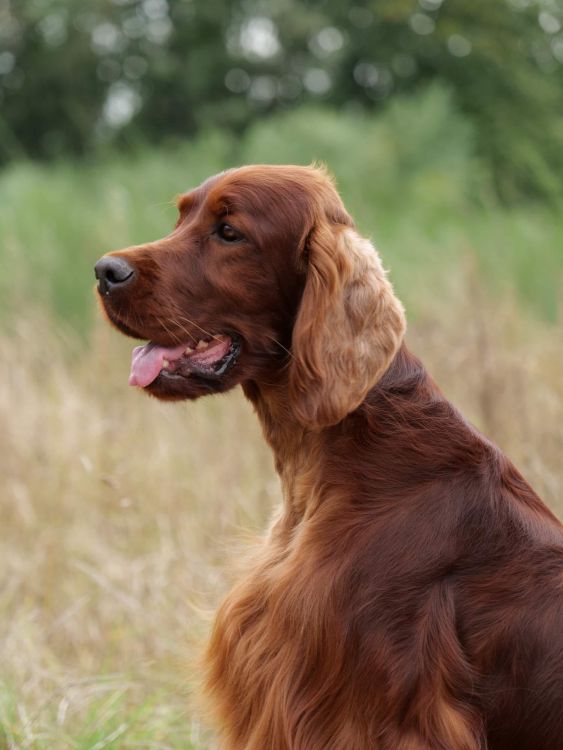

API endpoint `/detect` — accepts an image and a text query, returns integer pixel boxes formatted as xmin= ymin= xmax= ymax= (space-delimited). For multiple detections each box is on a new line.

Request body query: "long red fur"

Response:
xmin=97 ymin=165 xmax=563 ymax=749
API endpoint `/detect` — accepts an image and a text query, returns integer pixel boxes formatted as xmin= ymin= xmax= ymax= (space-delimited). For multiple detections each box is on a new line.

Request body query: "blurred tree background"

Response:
xmin=2 ymin=0 xmax=563 ymax=201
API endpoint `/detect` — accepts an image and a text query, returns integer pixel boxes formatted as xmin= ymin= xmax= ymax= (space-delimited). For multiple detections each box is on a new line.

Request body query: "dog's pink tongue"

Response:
xmin=129 ymin=342 xmax=186 ymax=387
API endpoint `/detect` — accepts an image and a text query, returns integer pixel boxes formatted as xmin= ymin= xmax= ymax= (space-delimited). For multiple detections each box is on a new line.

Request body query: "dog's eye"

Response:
xmin=217 ymin=223 xmax=242 ymax=243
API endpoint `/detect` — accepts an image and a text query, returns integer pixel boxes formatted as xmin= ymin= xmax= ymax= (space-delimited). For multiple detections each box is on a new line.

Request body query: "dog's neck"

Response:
xmin=243 ymin=343 xmax=439 ymax=527
xmin=243 ymin=377 xmax=318 ymax=524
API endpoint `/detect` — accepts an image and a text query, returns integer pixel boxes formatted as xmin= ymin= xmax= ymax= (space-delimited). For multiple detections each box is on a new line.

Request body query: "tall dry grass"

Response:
xmin=1 ymin=265 xmax=561 ymax=748
xmin=1 ymin=314 xmax=276 ymax=749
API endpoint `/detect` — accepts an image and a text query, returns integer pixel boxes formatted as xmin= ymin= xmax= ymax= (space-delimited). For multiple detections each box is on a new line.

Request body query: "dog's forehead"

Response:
xmin=183 ymin=166 xmax=320 ymax=218
xmin=176 ymin=172 xmax=222 ymax=213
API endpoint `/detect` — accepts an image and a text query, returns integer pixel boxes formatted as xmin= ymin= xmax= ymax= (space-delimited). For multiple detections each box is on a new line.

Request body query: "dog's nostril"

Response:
xmin=94 ymin=256 xmax=135 ymax=295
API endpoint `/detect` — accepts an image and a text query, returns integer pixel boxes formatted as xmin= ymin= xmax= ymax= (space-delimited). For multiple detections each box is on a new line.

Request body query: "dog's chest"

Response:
xmin=206 ymin=527 xmax=375 ymax=749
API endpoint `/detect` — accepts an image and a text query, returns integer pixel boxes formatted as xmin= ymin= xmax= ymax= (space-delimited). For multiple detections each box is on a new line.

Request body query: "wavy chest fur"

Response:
xmin=204 ymin=505 xmax=372 ymax=749
xmin=204 ymin=407 xmax=373 ymax=749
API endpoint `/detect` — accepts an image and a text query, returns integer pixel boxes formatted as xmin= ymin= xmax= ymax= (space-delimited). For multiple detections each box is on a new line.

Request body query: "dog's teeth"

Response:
xmin=196 ymin=340 xmax=209 ymax=350
xmin=162 ymin=358 xmax=170 ymax=368
xmin=185 ymin=346 xmax=194 ymax=354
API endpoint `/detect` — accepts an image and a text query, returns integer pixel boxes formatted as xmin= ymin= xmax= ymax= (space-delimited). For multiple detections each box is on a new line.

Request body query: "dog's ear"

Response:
xmin=289 ymin=221 xmax=406 ymax=429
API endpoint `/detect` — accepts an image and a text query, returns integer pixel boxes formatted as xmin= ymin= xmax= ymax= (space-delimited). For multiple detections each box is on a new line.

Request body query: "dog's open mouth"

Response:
xmin=129 ymin=334 xmax=241 ymax=388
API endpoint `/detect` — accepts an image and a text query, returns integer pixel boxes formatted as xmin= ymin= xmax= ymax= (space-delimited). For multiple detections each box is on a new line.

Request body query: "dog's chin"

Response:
xmin=143 ymin=372 xmax=236 ymax=401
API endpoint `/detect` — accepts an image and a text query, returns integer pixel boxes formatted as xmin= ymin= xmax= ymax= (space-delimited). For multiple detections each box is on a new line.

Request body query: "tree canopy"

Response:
xmin=2 ymin=0 xmax=563 ymax=200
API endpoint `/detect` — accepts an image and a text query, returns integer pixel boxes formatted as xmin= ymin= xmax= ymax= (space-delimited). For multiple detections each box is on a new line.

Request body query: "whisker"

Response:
xmin=133 ymin=310 xmax=144 ymax=334
xmin=173 ymin=313 xmax=223 ymax=343
xmin=166 ymin=314 xmax=198 ymax=344
xmin=155 ymin=315 xmax=183 ymax=344
xmin=266 ymin=335 xmax=294 ymax=359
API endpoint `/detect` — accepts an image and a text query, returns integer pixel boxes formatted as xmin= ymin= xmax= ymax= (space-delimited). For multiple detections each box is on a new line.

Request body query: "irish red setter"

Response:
xmin=95 ymin=165 xmax=563 ymax=750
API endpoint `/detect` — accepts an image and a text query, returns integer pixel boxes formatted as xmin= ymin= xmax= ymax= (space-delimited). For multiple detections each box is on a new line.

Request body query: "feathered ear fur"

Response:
xmin=289 ymin=220 xmax=406 ymax=429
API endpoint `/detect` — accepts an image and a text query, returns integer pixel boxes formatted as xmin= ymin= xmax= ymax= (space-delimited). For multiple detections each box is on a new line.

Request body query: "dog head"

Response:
xmin=95 ymin=165 xmax=405 ymax=427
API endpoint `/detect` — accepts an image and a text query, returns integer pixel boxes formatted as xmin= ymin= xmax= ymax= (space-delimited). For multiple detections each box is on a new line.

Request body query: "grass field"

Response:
xmin=1 ymin=97 xmax=562 ymax=748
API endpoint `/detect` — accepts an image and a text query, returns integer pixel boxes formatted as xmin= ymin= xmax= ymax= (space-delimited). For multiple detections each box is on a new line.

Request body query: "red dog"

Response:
xmin=96 ymin=165 xmax=563 ymax=750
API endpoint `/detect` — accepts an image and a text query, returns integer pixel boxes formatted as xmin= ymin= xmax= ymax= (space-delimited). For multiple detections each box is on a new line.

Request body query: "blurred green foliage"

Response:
xmin=1 ymin=86 xmax=561 ymax=330
xmin=2 ymin=0 xmax=563 ymax=201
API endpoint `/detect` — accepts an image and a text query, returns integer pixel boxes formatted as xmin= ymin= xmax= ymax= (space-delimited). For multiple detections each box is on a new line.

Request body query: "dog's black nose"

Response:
xmin=95 ymin=256 xmax=135 ymax=295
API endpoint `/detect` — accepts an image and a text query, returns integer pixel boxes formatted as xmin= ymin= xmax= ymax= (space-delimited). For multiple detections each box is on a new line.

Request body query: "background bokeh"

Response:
xmin=1 ymin=1 xmax=562 ymax=748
